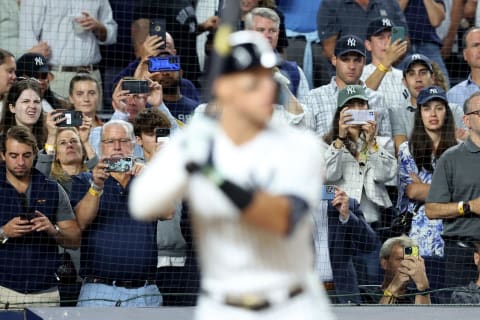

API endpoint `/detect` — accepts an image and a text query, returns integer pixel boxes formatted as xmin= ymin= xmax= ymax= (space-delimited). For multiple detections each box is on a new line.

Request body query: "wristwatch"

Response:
xmin=0 ymin=227 xmax=8 ymax=244
xmin=458 ymin=201 xmax=471 ymax=216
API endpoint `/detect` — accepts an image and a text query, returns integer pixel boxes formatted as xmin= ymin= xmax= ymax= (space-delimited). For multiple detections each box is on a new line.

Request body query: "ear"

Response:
xmin=365 ymin=40 xmax=372 ymax=51
xmin=1 ymin=152 xmax=5 ymax=161
xmin=474 ymin=252 xmax=480 ymax=266
xmin=135 ymin=135 xmax=143 ymax=147
xmin=463 ymin=48 xmax=468 ymax=62
xmin=380 ymin=258 xmax=388 ymax=271
xmin=402 ymin=77 xmax=407 ymax=88
xmin=464 ymin=114 xmax=471 ymax=129
xmin=68 ymin=95 xmax=74 ymax=105
xmin=8 ymin=103 xmax=15 ymax=114
xmin=331 ymin=55 xmax=337 ymax=67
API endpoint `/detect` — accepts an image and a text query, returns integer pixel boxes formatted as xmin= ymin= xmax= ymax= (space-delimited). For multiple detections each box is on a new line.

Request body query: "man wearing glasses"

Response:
xmin=426 ymin=91 xmax=480 ymax=292
xmin=70 ymin=120 xmax=163 ymax=306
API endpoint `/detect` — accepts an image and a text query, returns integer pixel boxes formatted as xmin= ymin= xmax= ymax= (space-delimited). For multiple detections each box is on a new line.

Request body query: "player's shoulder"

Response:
xmin=267 ymin=124 xmax=324 ymax=154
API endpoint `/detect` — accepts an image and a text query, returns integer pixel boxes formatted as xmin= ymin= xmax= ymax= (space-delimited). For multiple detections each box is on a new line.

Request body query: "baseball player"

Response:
xmin=129 ymin=30 xmax=334 ymax=320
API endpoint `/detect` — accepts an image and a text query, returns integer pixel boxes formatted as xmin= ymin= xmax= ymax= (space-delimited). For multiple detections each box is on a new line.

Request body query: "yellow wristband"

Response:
xmin=458 ymin=201 xmax=465 ymax=216
xmin=88 ymin=187 xmax=103 ymax=197
xmin=44 ymin=143 xmax=56 ymax=153
xmin=377 ymin=63 xmax=389 ymax=73
xmin=383 ymin=289 xmax=396 ymax=297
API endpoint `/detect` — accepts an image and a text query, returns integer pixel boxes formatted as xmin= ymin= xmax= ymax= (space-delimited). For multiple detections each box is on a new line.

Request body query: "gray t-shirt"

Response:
xmin=426 ymin=138 xmax=480 ymax=239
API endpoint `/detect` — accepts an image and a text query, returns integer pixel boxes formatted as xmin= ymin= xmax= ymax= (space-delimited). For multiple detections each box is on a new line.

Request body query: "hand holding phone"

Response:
xmin=403 ymin=246 xmax=419 ymax=258
xmin=103 ymin=157 xmax=134 ymax=172
xmin=321 ymin=185 xmax=336 ymax=200
xmin=150 ymin=18 xmax=167 ymax=49
xmin=345 ymin=110 xmax=375 ymax=125
xmin=148 ymin=56 xmax=181 ymax=73
xmin=121 ymin=80 xmax=150 ymax=94
xmin=391 ymin=26 xmax=405 ymax=43
xmin=57 ymin=110 xmax=83 ymax=127
xmin=155 ymin=127 xmax=170 ymax=143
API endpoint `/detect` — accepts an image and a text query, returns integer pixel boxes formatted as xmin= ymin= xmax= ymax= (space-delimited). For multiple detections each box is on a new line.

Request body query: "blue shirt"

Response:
xmin=447 ymin=74 xmax=480 ymax=107
xmin=165 ymin=96 xmax=198 ymax=124
xmin=277 ymin=0 xmax=322 ymax=33
xmin=404 ymin=0 xmax=444 ymax=45
xmin=70 ymin=172 xmax=157 ymax=280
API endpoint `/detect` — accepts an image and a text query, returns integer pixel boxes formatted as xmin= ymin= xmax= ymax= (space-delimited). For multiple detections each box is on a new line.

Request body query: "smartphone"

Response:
xmin=121 ymin=80 xmax=150 ymax=94
xmin=155 ymin=127 xmax=170 ymax=143
xmin=19 ymin=212 xmax=36 ymax=222
xmin=346 ymin=110 xmax=375 ymax=125
xmin=148 ymin=55 xmax=181 ymax=73
xmin=57 ymin=110 xmax=83 ymax=127
xmin=391 ymin=26 xmax=405 ymax=43
xmin=149 ymin=18 xmax=167 ymax=49
xmin=321 ymin=185 xmax=336 ymax=200
xmin=404 ymin=246 xmax=419 ymax=258
xmin=103 ymin=157 xmax=133 ymax=172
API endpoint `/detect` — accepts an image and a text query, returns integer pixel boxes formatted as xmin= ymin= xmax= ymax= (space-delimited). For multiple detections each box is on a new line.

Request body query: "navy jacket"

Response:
xmin=327 ymin=199 xmax=378 ymax=304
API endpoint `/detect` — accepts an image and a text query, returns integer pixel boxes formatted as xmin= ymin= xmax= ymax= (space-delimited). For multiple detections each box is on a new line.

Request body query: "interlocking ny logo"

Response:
xmin=346 ymin=86 xmax=356 ymax=95
xmin=347 ymin=37 xmax=356 ymax=47
xmin=382 ymin=18 xmax=392 ymax=27
xmin=34 ymin=57 xmax=44 ymax=66
xmin=429 ymin=88 xmax=438 ymax=94
xmin=411 ymin=54 xmax=422 ymax=61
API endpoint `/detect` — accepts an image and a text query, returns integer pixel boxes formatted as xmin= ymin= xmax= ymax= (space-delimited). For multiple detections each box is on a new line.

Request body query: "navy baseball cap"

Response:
xmin=417 ymin=86 xmax=447 ymax=106
xmin=334 ymin=35 xmax=366 ymax=57
xmin=366 ymin=17 xmax=394 ymax=38
xmin=211 ymin=30 xmax=281 ymax=75
xmin=403 ymin=54 xmax=433 ymax=75
xmin=16 ymin=53 xmax=49 ymax=77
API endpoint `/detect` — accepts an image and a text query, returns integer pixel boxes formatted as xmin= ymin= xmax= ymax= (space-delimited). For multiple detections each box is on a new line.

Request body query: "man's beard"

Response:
xmin=161 ymin=79 xmax=180 ymax=96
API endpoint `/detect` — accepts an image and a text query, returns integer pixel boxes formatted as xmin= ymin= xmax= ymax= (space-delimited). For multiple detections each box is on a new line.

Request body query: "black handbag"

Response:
xmin=56 ymin=250 xmax=77 ymax=285
xmin=390 ymin=202 xmax=422 ymax=236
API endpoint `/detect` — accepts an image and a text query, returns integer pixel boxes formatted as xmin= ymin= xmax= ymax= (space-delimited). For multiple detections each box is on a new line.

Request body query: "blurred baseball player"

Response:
xmin=129 ymin=30 xmax=334 ymax=320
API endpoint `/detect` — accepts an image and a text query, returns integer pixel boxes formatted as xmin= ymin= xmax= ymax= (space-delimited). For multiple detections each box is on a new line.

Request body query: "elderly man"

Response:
xmin=71 ymin=120 xmax=162 ymax=307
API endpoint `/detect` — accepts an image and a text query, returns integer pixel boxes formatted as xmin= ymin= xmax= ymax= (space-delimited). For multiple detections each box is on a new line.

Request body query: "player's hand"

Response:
xmin=331 ymin=186 xmax=349 ymax=220
xmin=338 ymin=107 xmax=353 ymax=138
xmin=400 ymin=255 xmax=429 ymax=291
xmin=147 ymin=79 xmax=163 ymax=107
xmin=30 ymin=211 xmax=57 ymax=236
xmin=92 ymin=159 xmax=110 ymax=188
xmin=383 ymin=39 xmax=408 ymax=67
xmin=2 ymin=217 xmax=34 ymax=238
xmin=112 ymin=79 xmax=130 ymax=113
xmin=361 ymin=120 xmax=377 ymax=147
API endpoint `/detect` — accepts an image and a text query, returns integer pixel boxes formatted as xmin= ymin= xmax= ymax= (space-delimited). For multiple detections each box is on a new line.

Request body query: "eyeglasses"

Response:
xmin=101 ymin=138 xmax=132 ymax=145
xmin=466 ymin=110 xmax=480 ymax=117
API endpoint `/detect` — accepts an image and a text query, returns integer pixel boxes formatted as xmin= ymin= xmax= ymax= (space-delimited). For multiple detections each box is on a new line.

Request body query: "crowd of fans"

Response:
xmin=1 ymin=0 xmax=480 ymax=308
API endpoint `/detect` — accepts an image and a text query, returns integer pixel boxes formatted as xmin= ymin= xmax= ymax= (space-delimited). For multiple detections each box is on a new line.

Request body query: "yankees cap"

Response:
xmin=338 ymin=85 xmax=368 ymax=108
xmin=16 ymin=53 xmax=49 ymax=77
xmin=403 ymin=53 xmax=433 ymax=75
xmin=213 ymin=30 xmax=281 ymax=75
xmin=366 ymin=17 xmax=394 ymax=38
xmin=334 ymin=35 xmax=366 ymax=57
xmin=417 ymin=86 xmax=447 ymax=106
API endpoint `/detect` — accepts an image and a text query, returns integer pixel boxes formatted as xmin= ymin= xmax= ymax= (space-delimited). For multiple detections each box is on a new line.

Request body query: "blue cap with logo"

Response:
xmin=417 ymin=86 xmax=447 ymax=106
xmin=366 ymin=17 xmax=394 ymax=38
xmin=403 ymin=53 xmax=433 ymax=75
xmin=334 ymin=35 xmax=366 ymax=57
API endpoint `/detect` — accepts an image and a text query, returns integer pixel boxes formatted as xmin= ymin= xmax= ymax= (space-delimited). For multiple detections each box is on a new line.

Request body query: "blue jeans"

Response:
xmin=76 ymin=283 xmax=162 ymax=307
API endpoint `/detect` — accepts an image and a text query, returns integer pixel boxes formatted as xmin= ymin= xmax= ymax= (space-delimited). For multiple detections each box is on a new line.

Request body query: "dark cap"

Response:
xmin=403 ymin=54 xmax=433 ymax=75
xmin=417 ymin=86 xmax=447 ymax=106
xmin=338 ymin=85 xmax=368 ymax=108
xmin=16 ymin=53 xmax=49 ymax=77
xmin=366 ymin=17 xmax=394 ymax=38
xmin=334 ymin=35 xmax=366 ymax=57
xmin=213 ymin=30 xmax=281 ymax=75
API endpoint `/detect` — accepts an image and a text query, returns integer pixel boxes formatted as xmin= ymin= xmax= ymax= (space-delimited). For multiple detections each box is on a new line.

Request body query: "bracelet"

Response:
xmin=377 ymin=63 xmax=389 ymax=73
xmin=416 ymin=288 xmax=430 ymax=296
xmin=383 ymin=289 xmax=397 ymax=298
xmin=44 ymin=143 xmax=56 ymax=153
xmin=458 ymin=201 xmax=465 ymax=216
xmin=88 ymin=186 xmax=103 ymax=197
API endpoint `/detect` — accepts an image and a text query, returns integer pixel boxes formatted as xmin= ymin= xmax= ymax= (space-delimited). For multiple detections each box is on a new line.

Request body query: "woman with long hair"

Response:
xmin=1 ymin=78 xmax=47 ymax=146
xmin=397 ymin=86 xmax=457 ymax=257
xmin=0 ymin=49 xmax=16 ymax=115
xmin=323 ymin=85 xmax=397 ymax=285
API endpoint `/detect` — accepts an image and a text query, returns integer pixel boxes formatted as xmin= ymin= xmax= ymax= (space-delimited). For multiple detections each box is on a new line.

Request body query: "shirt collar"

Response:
xmin=465 ymin=136 xmax=480 ymax=153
